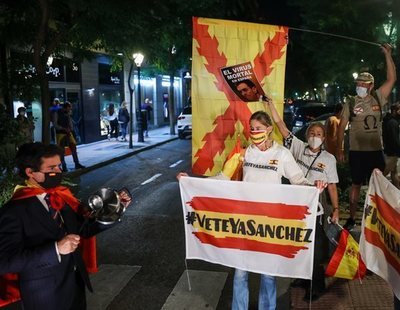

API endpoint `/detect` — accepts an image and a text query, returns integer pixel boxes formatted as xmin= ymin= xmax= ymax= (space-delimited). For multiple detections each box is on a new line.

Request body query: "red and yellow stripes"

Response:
xmin=192 ymin=17 xmax=288 ymax=176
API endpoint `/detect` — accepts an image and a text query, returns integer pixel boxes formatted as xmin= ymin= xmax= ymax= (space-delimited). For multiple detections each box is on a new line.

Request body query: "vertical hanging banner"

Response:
xmin=359 ymin=169 xmax=400 ymax=299
xmin=179 ymin=177 xmax=319 ymax=279
xmin=192 ymin=17 xmax=288 ymax=176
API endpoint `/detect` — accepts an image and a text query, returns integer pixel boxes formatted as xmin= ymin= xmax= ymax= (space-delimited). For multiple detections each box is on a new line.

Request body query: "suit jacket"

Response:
xmin=0 ymin=196 xmax=109 ymax=310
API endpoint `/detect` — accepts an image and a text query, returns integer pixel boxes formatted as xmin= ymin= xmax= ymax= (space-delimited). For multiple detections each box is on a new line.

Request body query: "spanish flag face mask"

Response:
xmin=250 ymin=130 xmax=268 ymax=145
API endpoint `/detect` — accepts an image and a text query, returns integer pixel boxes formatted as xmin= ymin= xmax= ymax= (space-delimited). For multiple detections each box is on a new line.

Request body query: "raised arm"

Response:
xmin=379 ymin=43 xmax=397 ymax=99
xmin=264 ymin=99 xmax=290 ymax=139
xmin=336 ymin=116 xmax=348 ymax=163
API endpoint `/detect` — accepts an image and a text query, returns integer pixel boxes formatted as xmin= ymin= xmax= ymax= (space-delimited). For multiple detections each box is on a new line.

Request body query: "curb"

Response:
xmin=64 ymin=136 xmax=179 ymax=178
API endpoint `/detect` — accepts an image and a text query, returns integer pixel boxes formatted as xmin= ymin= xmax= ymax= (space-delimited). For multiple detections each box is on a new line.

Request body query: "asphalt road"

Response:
xmin=3 ymin=139 xmax=290 ymax=310
xmin=69 ymin=138 xmax=291 ymax=310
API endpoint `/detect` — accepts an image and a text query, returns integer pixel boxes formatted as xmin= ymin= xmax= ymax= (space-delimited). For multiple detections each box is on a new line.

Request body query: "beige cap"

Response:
xmin=355 ymin=72 xmax=374 ymax=84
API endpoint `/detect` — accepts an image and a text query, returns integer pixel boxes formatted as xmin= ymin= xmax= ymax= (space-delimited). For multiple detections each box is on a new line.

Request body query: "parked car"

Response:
xmin=294 ymin=113 xmax=333 ymax=141
xmin=283 ymin=104 xmax=294 ymax=131
xmin=177 ymin=106 xmax=192 ymax=139
xmin=292 ymin=102 xmax=335 ymax=133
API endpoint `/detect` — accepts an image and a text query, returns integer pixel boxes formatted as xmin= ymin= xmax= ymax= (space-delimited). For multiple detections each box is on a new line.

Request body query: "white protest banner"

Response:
xmin=179 ymin=177 xmax=319 ymax=279
xmin=360 ymin=169 xmax=400 ymax=299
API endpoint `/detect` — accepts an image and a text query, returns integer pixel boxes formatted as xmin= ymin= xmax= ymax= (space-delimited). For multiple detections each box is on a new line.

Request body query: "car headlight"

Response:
xmin=294 ymin=120 xmax=303 ymax=127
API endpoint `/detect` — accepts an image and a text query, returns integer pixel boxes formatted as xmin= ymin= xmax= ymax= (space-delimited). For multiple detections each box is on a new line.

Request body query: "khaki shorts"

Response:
xmin=384 ymin=156 xmax=399 ymax=174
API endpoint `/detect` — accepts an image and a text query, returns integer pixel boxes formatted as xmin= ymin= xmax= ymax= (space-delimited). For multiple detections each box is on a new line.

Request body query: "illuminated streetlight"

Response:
xmin=133 ymin=53 xmax=144 ymax=143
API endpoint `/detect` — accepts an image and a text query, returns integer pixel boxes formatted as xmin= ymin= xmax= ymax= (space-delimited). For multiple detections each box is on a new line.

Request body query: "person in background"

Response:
xmin=50 ymin=98 xmax=61 ymax=144
xmin=118 ymin=101 xmax=130 ymax=142
xmin=177 ymin=110 xmax=326 ymax=310
xmin=325 ymin=103 xmax=343 ymax=156
xmin=54 ymin=102 xmax=85 ymax=171
xmin=336 ymin=43 xmax=396 ymax=231
xmin=15 ymin=106 xmax=35 ymax=145
xmin=0 ymin=143 xmax=117 ymax=310
xmin=141 ymin=98 xmax=153 ymax=137
xmin=382 ymin=102 xmax=400 ymax=189
xmin=104 ymin=103 xmax=119 ymax=140
xmin=266 ymin=98 xmax=339 ymax=301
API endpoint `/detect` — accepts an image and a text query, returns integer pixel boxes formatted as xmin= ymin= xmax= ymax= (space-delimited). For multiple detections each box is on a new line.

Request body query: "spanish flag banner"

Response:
xmin=221 ymin=136 xmax=245 ymax=181
xmin=359 ymin=169 xmax=400 ymax=299
xmin=192 ymin=17 xmax=288 ymax=176
xmin=179 ymin=177 xmax=319 ymax=279
xmin=325 ymin=229 xmax=366 ymax=280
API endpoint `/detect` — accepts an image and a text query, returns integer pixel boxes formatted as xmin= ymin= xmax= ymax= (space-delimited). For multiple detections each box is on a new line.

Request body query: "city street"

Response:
xmin=72 ymin=138 xmax=291 ymax=310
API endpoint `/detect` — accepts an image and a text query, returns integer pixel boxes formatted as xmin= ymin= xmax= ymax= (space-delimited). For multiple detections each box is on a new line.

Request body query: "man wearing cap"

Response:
xmin=336 ymin=43 xmax=396 ymax=230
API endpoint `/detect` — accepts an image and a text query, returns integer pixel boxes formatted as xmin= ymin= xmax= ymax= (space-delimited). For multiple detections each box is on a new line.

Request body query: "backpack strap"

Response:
xmin=370 ymin=89 xmax=383 ymax=122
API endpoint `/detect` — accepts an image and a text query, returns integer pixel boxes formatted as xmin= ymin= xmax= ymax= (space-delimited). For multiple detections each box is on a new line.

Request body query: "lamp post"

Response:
xmin=128 ymin=63 xmax=134 ymax=149
xmin=133 ymin=53 xmax=144 ymax=143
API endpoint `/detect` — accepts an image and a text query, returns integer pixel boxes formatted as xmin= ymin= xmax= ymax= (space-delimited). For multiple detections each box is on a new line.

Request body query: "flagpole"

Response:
xmin=289 ymin=27 xmax=382 ymax=47
xmin=185 ymin=259 xmax=192 ymax=291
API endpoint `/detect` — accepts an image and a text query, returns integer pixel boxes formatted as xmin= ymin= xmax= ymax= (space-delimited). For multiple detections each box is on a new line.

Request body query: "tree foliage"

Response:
xmin=286 ymin=0 xmax=398 ymax=99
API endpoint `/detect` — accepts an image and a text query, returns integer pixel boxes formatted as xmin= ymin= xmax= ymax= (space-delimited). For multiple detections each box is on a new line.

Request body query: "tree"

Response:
xmin=0 ymin=0 xmax=137 ymax=143
xmin=286 ymin=0 xmax=397 ymax=99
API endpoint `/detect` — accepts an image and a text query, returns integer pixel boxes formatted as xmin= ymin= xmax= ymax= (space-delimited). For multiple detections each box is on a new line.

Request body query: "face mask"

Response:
xmin=250 ymin=130 xmax=268 ymax=145
xmin=356 ymin=86 xmax=368 ymax=98
xmin=37 ymin=172 xmax=63 ymax=189
xmin=308 ymin=137 xmax=323 ymax=149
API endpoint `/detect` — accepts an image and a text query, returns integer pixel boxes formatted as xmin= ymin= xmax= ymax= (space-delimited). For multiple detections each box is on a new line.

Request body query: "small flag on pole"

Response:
xmin=325 ymin=229 xmax=366 ymax=280
xmin=221 ymin=136 xmax=244 ymax=181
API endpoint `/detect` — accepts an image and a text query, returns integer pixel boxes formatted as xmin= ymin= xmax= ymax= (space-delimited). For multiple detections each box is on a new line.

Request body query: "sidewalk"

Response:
xmin=63 ymin=126 xmax=178 ymax=177
xmin=290 ymin=208 xmax=396 ymax=309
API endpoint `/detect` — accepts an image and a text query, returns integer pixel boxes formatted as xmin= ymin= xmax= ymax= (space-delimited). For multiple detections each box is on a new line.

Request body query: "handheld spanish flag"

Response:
xmin=221 ymin=136 xmax=245 ymax=181
xmin=325 ymin=228 xmax=366 ymax=280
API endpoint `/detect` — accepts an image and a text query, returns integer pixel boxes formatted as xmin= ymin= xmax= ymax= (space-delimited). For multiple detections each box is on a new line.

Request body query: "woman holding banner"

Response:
xmin=266 ymin=98 xmax=339 ymax=301
xmin=178 ymin=110 xmax=326 ymax=309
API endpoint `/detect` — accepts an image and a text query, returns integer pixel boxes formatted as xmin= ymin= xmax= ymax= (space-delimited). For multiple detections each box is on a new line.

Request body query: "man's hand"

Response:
xmin=57 ymin=234 xmax=80 ymax=255
xmin=336 ymin=148 xmax=345 ymax=163
xmin=381 ymin=43 xmax=393 ymax=56
xmin=330 ymin=208 xmax=339 ymax=224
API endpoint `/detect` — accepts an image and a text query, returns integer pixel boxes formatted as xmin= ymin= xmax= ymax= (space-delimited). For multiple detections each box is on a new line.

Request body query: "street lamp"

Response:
xmin=133 ymin=53 xmax=144 ymax=143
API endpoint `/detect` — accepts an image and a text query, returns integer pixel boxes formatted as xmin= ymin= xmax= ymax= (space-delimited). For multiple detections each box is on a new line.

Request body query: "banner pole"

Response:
xmin=184 ymin=259 xmax=192 ymax=291
xmin=289 ymin=27 xmax=382 ymax=47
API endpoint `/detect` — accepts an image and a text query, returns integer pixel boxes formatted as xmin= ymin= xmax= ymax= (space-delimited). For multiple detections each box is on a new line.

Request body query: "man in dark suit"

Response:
xmin=0 ymin=143 xmax=111 ymax=310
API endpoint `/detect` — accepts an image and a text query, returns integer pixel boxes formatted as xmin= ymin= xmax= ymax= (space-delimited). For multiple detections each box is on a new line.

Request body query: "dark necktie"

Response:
xmin=44 ymin=194 xmax=64 ymax=229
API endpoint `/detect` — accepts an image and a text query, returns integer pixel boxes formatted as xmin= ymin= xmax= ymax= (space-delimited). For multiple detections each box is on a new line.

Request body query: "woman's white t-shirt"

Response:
xmin=242 ymin=142 xmax=310 ymax=185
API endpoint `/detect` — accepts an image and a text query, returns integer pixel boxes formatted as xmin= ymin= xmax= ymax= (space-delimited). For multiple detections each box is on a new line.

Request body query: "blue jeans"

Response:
xmin=232 ymin=269 xmax=276 ymax=310
xmin=120 ymin=122 xmax=128 ymax=139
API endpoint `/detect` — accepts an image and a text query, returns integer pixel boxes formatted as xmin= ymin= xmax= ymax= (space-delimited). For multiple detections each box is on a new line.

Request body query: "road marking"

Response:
xmin=87 ymin=264 xmax=141 ymax=310
xmin=161 ymin=270 xmax=228 ymax=310
xmin=169 ymin=160 xmax=184 ymax=168
xmin=141 ymin=173 xmax=162 ymax=185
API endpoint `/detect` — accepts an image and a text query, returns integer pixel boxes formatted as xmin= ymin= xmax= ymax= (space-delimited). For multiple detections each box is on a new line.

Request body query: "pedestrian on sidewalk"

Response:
xmin=0 ymin=142 xmax=116 ymax=310
xmin=54 ymin=102 xmax=85 ymax=171
xmin=141 ymin=98 xmax=153 ymax=137
xmin=118 ymin=101 xmax=130 ymax=142
xmin=50 ymin=98 xmax=61 ymax=144
xmin=104 ymin=103 xmax=119 ymax=140
xmin=177 ymin=110 xmax=327 ymax=310
xmin=15 ymin=106 xmax=35 ymax=145
xmin=336 ymin=43 xmax=396 ymax=231
xmin=382 ymin=102 xmax=400 ymax=189
xmin=266 ymin=98 xmax=339 ymax=301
